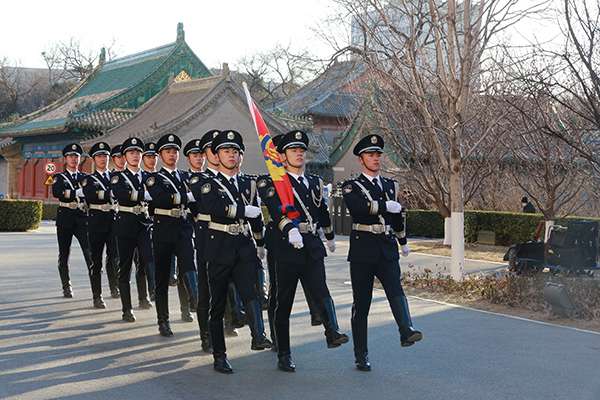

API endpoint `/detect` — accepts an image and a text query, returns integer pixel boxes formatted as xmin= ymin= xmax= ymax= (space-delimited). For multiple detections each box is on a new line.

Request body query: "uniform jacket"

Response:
xmin=187 ymin=170 xmax=213 ymax=258
xmin=81 ymin=170 xmax=115 ymax=233
xmin=259 ymin=173 xmax=334 ymax=264
xmin=200 ymin=172 xmax=264 ymax=266
xmin=52 ymin=171 xmax=87 ymax=229
xmin=110 ymin=169 xmax=152 ymax=239
xmin=342 ymin=174 xmax=407 ymax=264
xmin=145 ymin=167 xmax=193 ymax=244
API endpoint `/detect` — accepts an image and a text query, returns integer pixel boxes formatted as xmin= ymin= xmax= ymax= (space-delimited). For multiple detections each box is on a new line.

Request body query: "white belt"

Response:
xmin=118 ymin=205 xmax=147 ymax=215
xmin=298 ymin=222 xmax=317 ymax=235
xmin=59 ymin=201 xmax=84 ymax=210
xmin=195 ymin=213 xmax=211 ymax=222
xmin=209 ymin=222 xmax=250 ymax=236
xmin=89 ymin=203 xmax=114 ymax=212
xmin=352 ymin=223 xmax=391 ymax=234
xmin=155 ymin=207 xmax=188 ymax=219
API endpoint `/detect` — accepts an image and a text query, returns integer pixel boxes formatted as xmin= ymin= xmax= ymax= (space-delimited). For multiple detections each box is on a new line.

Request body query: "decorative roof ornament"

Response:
xmin=177 ymin=22 xmax=185 ymax=42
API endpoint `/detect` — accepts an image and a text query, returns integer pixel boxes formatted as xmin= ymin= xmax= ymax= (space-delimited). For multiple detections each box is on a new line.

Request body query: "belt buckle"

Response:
xmin=169 ymin=209 xmax=178 ymax=217
xmin=373 ymin=225 xmax=384 ymax=234
xmin=101 ymin=204 xmax=110 ymax=212
xmin=133 ymin=205 xmax=142 ymax=214
xmin=298 ymin=222 xmax=308 ymax=233
xmin=228 ymin=224 xmax=240 ymax=235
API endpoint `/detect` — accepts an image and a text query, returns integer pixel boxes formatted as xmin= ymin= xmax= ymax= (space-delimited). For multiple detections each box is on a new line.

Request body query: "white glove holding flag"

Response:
xmin=244 ymin=205 xmax=262 ymax=218
xmin=288 ymin=228 xmax=304 ymax=249
xmin=401 ymin=244 xmax=410 ymax=257
xmin=385 ymin=201 xmax=403 ymax=214
xmin=327 ymin=239 xmax=336 ymax=253
xmin=257 ymin=246 xmax=265 ymax=259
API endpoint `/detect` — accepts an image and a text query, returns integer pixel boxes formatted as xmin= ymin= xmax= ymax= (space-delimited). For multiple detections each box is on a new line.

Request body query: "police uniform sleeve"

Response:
xmin=51 ymin=173 xmax=74 ymax=201
xmin=200 ymin=177 xmax=245 ymax=220
xmin=109 ymin=172 xmax=133 ymax=203
xmin=314 ymin=176 xmax=334 ymax=240
xmin=145 ymin=173 xmax=185 ymax=208
xmin=247 ymin=178 xmax=265 ymax=246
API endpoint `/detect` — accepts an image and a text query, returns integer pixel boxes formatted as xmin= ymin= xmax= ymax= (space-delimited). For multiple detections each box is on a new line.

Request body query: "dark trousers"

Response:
xmin=194 ymin=233 xmax=210 ymax=311
xmin=88 ymin=231 xmax=117 ymax=276
xmin=267 ymin=251 xmax=277 ymax=316
xmin=275 ymin=258 xmax=331 ymax=321
xmin=153 ymin=235 xmax=195 ymax=296
xmin=207 ymin=255 xmax=258 ymax=323
xmin=349 ymin=259 xmax=405 ymax=321
xmin=57 ymin=224 xmax=89 ymax=278
xmin=116 ymin=231 xmax=153 ymax=284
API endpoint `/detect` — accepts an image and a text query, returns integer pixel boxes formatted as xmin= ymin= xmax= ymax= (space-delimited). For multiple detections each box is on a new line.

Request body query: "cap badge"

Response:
xmin=213 ymin=132 xmax=219 ymax=138
xmin=371 ymin=136 xmax=377 ymax=144
xmin=99 ymin=143 xmax=104 ymax=149
xmin=132 ymin=138 xmax=137 ymax=144
xmin=227 ymin=131 xmax=234 ymax=140
xmin=295 ymin=132 xmax=302 ymax=140
xmin=72 ymin=144 xmax=77 ymax=150
xmin=196 ymin=140 xmax=200 ymax=146
xmin=169 ymin=135 xmax=174 ymax=142
xmin=150 ymin=144 xmax=155 ymax=149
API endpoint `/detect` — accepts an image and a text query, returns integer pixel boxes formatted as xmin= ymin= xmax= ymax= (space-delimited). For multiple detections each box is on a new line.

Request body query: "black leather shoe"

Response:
xmin=110 ymin=287 xmax=120 ymax=298
xmin=213 ymin=356 xmax=233 ymax=374
xmin=139 ymin=297 xmax=153 ymax=309
xmin=181 ymin=309 xmax=194 ymax=322
xmin=401 ymin=329 xmax=423 ymax=347
xmin=355 ymin=353 xmax=371 ymax=371
xmin=122 ymin=309 xmax=136 ymax=322
xmin=63 ymin=285 xmax=73 ymax=298
xmin=277 ymin=353 xmax=296 ymax=372
xmin=93 ymin=296 xmax=106 ymax=309
xmin=159 ymin=321 xmax=174 ymax=337
xmin=326 ymin=331 xmax=350 ymax=348
xmin=231 ymin=310 xmax=247 ymax=328
xmin=251 ymin=334 xmax=274 ymax=350
xmin=201 ymin=337 xmax=213 ymax=354
xmin=311 ymin=313 xmax=322 ymax=326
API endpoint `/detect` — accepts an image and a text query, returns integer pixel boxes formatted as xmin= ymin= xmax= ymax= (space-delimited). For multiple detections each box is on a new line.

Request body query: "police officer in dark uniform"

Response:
xmin=145 ymin=133 xmax=198 ymax=337
xmin=81 ymin=142 xmax=119 ymax=308
xmin=184 ymin=136 xmax=213 ymax=351
xmin=51 ymin=143 xmax=93 ymax=298
xmin=199 ymin=130 xmax=272 ymax=373
xmin=110 ymin=145 xmax=125 ymax=173
xmin=260 ymin=130 xmax=348 ymax=372
xmin=342 ymin=134 xmax=422 ymax=372
xmin=110 ymin=137 xmax=155 ymax=323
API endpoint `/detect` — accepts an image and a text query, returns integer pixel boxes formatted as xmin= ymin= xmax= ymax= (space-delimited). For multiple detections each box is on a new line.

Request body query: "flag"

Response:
xmin=242 ymin=82 xmax=299 ymax=222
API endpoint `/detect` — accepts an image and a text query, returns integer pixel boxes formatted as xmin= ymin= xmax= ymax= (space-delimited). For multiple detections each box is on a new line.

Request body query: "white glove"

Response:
xmin=257 ymin=246 xmax=265 ymax=259
xmin=327 ymin=239 xmax=336 ymax=253
xmin=401 ymin=244 xmax=410 ymax=257
xmin=244 ymin=205 xmax=262 ymax=218
xmin=385 ymin=201 xmax=402 ymax=214
xmin=288 ymin=228 xmax=304 ymax=249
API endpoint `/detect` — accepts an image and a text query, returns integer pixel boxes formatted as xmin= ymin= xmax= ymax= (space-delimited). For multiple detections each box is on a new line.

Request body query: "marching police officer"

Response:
xmin=110 ymin=145 xmax=125 ymax=173
xmin=110 ymin=137 xmax=155 ymax=323
xmin=342 ymin=134 xmax=422 ymax=371
xmin=51 ymin=143 xmax=93 ymax=298
xmin=145 ymin=134 xmax=198 ymax=337
xmin=199 ymin=130 xmax=272 ymax=373
xmin=260 ymin=130 xmax=348 ymax=372
xmin=81 ymin=142 xmax=119 ymax=308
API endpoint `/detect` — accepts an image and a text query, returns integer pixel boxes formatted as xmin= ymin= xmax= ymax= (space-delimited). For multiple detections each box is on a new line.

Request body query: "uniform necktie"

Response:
xmin=229 ymin=177 xmax=237 ymax=190
xmin=298 ymin=176 xmax=307 ymax=188
xmin=372 ymin=178 xmax=381 ymax=192
xmin=172 ymin=170 xmax=179 ymax=182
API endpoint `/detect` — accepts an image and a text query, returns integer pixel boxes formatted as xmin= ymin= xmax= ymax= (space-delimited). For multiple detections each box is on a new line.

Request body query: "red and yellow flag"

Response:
xmin=243 ymin=83 xmax=299 ymax=221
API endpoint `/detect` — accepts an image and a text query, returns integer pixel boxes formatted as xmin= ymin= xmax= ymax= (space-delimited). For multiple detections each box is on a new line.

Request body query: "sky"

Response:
xmin=1 ymin=0 xmax=339 ymax=70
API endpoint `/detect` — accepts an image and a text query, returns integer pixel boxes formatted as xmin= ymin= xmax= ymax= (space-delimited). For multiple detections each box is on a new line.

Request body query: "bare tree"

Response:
xmin=326 ymin=0 xmax=549 ymax=278
xmin=236 ymin=43 xmax=325 ymax=105
xmin=0 ymin=58 xmax=42 ymax=121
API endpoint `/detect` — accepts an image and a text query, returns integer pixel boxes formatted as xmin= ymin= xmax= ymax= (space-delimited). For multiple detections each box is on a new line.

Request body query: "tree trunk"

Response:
xmin=443 ymin=217 xmax=452 ymax=245
xmin=449 ymin=156 xmax=464 ymax=281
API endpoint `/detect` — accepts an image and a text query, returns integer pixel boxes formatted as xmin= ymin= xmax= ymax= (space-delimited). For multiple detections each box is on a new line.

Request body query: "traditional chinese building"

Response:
xmin=0 ymin=23 xmax=212 ymax=200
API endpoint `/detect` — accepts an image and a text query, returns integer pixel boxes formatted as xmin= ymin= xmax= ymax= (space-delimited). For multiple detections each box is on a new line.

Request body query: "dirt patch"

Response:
xmin=403 ymin=286 xmax=600 ymax=333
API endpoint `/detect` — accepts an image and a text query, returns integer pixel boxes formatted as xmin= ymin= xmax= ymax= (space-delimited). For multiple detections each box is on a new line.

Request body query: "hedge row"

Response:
xmin=42 ymin=203 xmax=59 ymax=221
xmin=0 ymin=200 xmax=43 ymax=231
xmin=407 ymin=210 xmax=598 ymax=246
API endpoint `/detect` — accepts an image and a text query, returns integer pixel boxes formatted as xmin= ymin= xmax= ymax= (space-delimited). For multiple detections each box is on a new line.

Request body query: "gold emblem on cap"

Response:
xmin=227 ymin=131 xmax=234 ymax=140
xmin=99 ymin=143 xmax=104 ymax=149
xmin=150 ymin=144 xmax=155 ymax=149
xmin=371 ymin=136 xmax=377 ymax=144
xmin=295 ymin=132 xmax=302 ymax=140
xmin=196 ymin=140 xmax=200 ymax=146
xmin=213 ymin=132 xmax=219 ymax=138
xmin=132 ymin=138 xmax=137 ymax=144
xmin=72 ymin=144 xmax=77 ymax=150
xmin=169 ymin=135 xmax=174 ymax=142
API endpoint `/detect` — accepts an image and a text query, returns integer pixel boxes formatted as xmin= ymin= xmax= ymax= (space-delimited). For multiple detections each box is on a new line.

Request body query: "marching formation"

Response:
xmin=51 ymin=129 xmax=422 ymax=373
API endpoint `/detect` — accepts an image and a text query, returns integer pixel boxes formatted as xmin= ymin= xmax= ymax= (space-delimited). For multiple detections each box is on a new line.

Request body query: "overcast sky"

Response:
xmin=1 ymin=0 xmax=338 ymax=69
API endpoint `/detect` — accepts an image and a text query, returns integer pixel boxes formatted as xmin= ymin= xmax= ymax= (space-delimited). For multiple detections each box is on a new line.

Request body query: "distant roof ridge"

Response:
xmin=102 ymin=42 xmax=178 ymax=71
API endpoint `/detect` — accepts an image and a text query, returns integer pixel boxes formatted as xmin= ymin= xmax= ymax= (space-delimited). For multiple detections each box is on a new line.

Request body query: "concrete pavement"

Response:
xmin=0 ymin=221 xmax=599 ymax=399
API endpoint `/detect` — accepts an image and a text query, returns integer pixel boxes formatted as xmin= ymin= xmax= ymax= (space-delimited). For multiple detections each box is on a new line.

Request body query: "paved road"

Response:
xmin=0 ymin=222 xmax=598 ymax=399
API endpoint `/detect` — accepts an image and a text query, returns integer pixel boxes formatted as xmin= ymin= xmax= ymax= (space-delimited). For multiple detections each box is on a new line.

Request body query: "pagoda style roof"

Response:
xmin=98 ymin=71 xmax=330 ymax=176
xmin=274 ymin=59 xmax=366 ymax=119
xmin=0 ymin=24 xmax=212 ymax=138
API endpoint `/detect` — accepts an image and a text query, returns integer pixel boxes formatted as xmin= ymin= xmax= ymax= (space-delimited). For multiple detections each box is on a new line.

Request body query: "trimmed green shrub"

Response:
xmin=0 ymin=200 xmax=43 ymax=231
xmin=464 ymin=211 xmax=544 ymax=246
xmin=406 ymin=210 xmax=445 ymax=238
xmin=42 ymin=203 xmax=59 ymax=221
